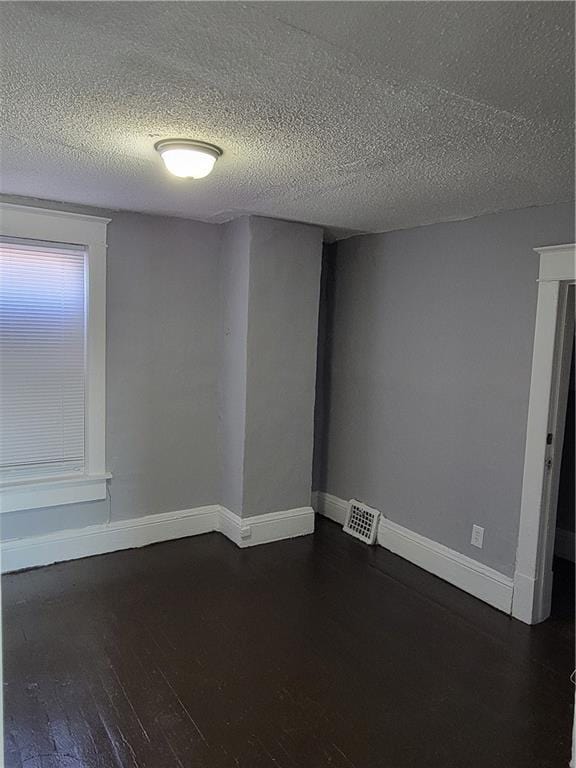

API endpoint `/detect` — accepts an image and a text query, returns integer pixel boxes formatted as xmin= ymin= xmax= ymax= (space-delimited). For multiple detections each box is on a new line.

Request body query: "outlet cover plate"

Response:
xmin=471 ymin=524 xmax=484 ymax=548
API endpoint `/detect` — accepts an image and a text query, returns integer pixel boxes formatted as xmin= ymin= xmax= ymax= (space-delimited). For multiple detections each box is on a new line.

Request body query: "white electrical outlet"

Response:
xmin=471 ymin=524 xmax=484 ymax=548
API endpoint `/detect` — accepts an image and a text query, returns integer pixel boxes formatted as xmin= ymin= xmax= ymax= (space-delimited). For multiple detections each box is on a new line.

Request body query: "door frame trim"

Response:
xmin=512 ymin=243 xmax=575 ymax=624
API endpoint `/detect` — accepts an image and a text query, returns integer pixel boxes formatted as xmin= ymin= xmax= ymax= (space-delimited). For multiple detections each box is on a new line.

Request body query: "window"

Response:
xmin=1 ymin=239 xmax=86 ymax=478
xmin=0 ymin=204 xmax=109 ymax=513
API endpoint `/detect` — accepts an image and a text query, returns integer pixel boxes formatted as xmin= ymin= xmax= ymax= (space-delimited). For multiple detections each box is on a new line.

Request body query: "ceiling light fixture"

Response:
xmin=154 ymin=139 xmax=222 ymax=179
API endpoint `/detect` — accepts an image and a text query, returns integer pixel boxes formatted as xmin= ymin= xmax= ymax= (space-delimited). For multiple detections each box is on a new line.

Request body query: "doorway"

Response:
xmin=513 ymin=245 xmax=575 ymax=625
xmin=552 ymin=336 xmax=575 ymax=619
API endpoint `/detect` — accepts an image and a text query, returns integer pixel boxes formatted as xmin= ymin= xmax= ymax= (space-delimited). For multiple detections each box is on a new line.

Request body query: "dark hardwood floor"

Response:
xmin=3 ymin=518 xmax=574 ymax=768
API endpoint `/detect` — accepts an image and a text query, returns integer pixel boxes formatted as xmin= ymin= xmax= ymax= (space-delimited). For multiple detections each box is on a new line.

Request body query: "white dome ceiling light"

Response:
xmin=154 ymin=139 xmax=222 ymax=179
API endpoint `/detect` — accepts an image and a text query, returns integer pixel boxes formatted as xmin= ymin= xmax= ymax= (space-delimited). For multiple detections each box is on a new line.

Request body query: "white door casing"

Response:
xmin=513 ymin=244 xmax=575 ymax=625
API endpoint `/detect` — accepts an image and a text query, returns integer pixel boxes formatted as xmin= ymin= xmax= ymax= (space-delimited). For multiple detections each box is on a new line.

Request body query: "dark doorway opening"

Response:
xmin=552 ymin=337 xmax=575 ymax=623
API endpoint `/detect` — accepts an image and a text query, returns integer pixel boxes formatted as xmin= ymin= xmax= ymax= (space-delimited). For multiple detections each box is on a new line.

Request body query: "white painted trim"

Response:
xmin=218 ymin=506 xmax=252 ymax=545
xmin=513 ymin=244 xmax=575 ymax=624
xmin=218 ymin=506 xmax=315 ymax=548
xmin=377 ymin=516 xmax=514 ymax=614
xmin=0 ymin=203 xmax=110 ymax=510
xmin=1 ymin=505 xmax=220 ymax=573
xmin=536 ymin=244 xmax=576 ymax=282
xmin=314 ymin=491 xmax=348 ymax=525
xmin=555 ymin=528 xmax=575 ymax=563
xmin=1 ymin=504 xmax=315 ymax=573
xmin=85 ymin=219 xmax=108 ymax=478
xmin=315 ymin=492 xmax=513 ymax=614
xmin=0 ymin=474 xmax=112 ymax=514
xmin=0 ymin=202 xmax=110 ymax=227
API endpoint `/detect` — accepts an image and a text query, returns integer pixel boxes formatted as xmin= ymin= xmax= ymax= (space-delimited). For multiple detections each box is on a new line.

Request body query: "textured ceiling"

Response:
xmin=0 ymin=2 xmax=573 ymax=239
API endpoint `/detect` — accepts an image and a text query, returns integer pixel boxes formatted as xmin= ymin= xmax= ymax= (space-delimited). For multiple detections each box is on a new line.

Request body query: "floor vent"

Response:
xmin=343 ymin=500 xmax=380 ymax=545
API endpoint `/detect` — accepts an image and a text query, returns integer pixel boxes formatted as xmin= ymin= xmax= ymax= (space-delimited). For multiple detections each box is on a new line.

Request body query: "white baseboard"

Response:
xmin=1 ymin=504 xmax=315 ymax=573
xmin=314 ymin=491 xmax=514 ymax=614
xmin=378 ymin=516 xmax=514 ymax=614
xmin=555 ymin=528 xmax=575 ymax=562
xmin=313 ymin=491 xmax=348 ymax=525
xmin=511 ymin=571 xmax=549 ymax=625
xmin=512 ymin=530 xmax=575 ymax=624
xmin=218 ymin=506 xmax=315 ymax=548
xmin=1 ymin=505 xmax=220 ymax=573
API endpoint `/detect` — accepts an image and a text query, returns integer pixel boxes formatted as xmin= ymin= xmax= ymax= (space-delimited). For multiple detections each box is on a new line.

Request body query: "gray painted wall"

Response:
xmin=218 ymin=218 xmax=250 ymax=516
xmin=1 ymin=206 xmax=324 ymax=541
xmin=314 ymin=203 xmax=574 ymax=577
xmin=242 ymin=217 xmax=323 ymax=517
xmin=2 ymin=211 xmax=223 ymax=540
xmin=312 ymin=245 xmax=333 ymax=495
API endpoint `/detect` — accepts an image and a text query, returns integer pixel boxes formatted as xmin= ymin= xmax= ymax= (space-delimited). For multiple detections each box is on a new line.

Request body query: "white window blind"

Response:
xmin=0 ymin=237 xmax=86 ymax=479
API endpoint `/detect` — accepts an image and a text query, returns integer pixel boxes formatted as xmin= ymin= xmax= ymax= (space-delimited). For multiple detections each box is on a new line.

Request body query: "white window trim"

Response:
xmin=0 ymin=203 xmax=111 ymax=513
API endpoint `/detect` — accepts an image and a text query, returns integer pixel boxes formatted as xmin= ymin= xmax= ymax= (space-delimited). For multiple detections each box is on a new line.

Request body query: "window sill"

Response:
xmin=0 ymin=473 xmax=112 ymax=514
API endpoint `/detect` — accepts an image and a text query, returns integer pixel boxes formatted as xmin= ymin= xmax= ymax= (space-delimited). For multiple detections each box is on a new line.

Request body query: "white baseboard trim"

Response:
xmin=315 ymin=491 xmax=514 ymax=614
xmin=1 ymin=505 xmax=220 ymax=574
xmin=378 ymin=516 xmax=514 ymax=614
xmin=511 ymin=571 xmax=548 ymax=625
xmin=1 ymin=504 xmax=315 ymax=573
xmin=313 ymin=491 xmax=348 ymax=525
xmin=555 ymin=528 xmax=575 ymax=562
xmin=218 ymin=506 xmax=315 ymax=548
